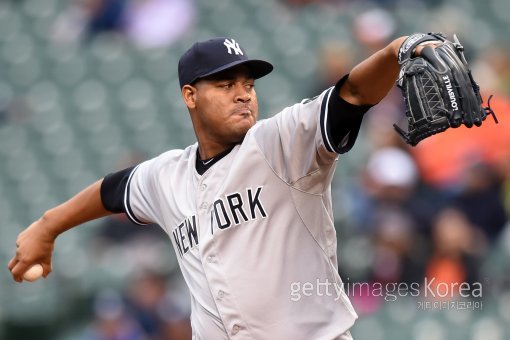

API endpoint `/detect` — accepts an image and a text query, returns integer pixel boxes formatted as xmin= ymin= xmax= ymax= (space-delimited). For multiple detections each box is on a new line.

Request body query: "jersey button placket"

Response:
xmin=231 ymin=324 xmax=241 ymax=335
xmin=197 ymin=179 xmax=209 ymax=215
xmin=197 ymin=170 xmax=247 ymax=338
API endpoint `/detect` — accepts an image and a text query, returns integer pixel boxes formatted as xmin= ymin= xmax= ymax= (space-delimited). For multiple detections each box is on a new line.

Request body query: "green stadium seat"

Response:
xmin=21 ymin=0 xmax=58 ymax=20
xmin=0 ymin=6 xmax=22 ymax=44
xmin=411 ymin=317 xmax=446 ymax=340
xmin=471 ymin=316 xmax=505 ymax=340
xmin=0 ymin=125 xmax=29 ymax=158
xmin=351 ymin=314 xmax=386 ymax=340
xmin=117 ymin=78 xmax=155 ymax=112
xmin=141 ymin=49 xmax=178 ymax=84
xmin=73 ymin=79 xmax=109 ymax=113
xmin=51 ymin=53 xmax=88 ymax=86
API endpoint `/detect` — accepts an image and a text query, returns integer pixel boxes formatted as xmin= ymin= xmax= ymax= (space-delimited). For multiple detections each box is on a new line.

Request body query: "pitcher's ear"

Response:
xmin=182 ymin=84 xmax=197 ymax=109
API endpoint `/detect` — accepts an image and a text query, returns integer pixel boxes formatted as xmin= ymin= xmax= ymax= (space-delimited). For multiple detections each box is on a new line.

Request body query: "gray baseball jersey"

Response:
xmin=122 ymin=87 xmax=360 ymax=339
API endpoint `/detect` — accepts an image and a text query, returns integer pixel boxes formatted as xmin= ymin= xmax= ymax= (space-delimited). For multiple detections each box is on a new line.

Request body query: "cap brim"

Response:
xmin=193 ymin=59 xmax=273 ymax=83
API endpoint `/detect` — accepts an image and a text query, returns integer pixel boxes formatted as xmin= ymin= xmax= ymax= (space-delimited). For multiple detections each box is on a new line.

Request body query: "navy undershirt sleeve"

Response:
xmin=325 ymin=74 xmax=373 ymax=153
xmin=100 ymin=165 xmax=136 ymax=213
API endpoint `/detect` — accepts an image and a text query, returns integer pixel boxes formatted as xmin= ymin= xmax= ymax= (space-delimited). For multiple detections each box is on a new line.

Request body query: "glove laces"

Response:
xmin=485 ymin=95 xmax=498 ymax=124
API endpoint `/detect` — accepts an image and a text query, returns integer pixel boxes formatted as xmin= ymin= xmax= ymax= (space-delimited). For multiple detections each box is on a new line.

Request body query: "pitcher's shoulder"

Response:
xmin=151 ymin=144 xmax=197 ymax=167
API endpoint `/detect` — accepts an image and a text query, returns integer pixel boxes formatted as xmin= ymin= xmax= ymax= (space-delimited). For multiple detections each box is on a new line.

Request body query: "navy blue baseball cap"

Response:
xmin=178 ymin=37 xmax=273 ymax=88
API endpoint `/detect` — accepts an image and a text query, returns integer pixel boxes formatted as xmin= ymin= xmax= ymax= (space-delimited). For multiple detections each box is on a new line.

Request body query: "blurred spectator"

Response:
xmin=86 ymin=0 xmax=127 ymax=40
xmin=126 ymin=271 xmax=191 ymax=340
xmin=0 ymin=95 xmax=31 ymax=124
xmin=452 ymin=161 xmax=508 ymax=242
xmin=52 ymin=0 xmax=196 ymax=48
xmin=345 ymin=145 xmax=439 ymax=312
xmin=502 ymin=158 xmax=510 ymax=216
xmin=472 ymin=46 xmax=510 ymax=95
xmin=362 ymin=80 xmax=407 ymax=151
xmin=410 ymin=78 xmax=510 ymax=189
xmin=83 ymin=289 xmax=146 ymax=340
xmin=424 ymin=208 xmax=483 ymax=300
xmin=359 ymin=147 xmax=441 ymax=233
xmin=82 ymin=272 xmax=191 ymax=340
xmin=124 ymin=0 xmax=196 ymax=49
xmin=160 ymin=318 xmax=193 ymax=340
xmin=353 ymin=8 xmax=396 ymax=55
xmin=351 ymin=147 xmax=441 ymax=284
xmin=370 ymin=207 xmax=424 ymax=284
xmin=52 ymin=0 xmax=125 ymax=45
xmin=309 ymin=42 xmax=355 ymax=95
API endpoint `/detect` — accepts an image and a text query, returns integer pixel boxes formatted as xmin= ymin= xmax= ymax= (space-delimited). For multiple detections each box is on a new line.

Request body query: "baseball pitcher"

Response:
xmin=8 ymin=33 xmax=493 ymax=339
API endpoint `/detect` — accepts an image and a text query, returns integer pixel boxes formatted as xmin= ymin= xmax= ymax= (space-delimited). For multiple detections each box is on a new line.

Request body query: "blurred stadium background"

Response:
xmin=0 ymin=0 xmax=509 ymax=339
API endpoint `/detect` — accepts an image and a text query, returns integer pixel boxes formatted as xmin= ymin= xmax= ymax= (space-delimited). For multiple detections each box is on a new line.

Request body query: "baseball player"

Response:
xmin=9 ymin=36 xmax=437 ymax=339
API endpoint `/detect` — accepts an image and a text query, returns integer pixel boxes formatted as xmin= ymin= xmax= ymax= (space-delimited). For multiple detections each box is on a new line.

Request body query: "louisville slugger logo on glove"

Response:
xmin=394 ymin=32 xmax=498 ymax=146
xmin=443 ymin=75 xmax=459 ymax=111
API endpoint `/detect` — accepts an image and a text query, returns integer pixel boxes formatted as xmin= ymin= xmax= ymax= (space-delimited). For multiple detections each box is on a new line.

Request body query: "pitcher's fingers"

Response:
xmin=8 ymin=257 xmax=18 ymax=271
xmin=42 ymin=263 xmax=52 ymax=278
xmin=10 ymin=261 xmax=30 ymax=283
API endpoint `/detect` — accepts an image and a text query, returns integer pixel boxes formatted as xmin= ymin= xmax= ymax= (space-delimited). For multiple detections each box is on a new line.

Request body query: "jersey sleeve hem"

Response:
xmin=100 ymin=165 xmax=137 ymax=213
xmin=319 ymin=87 xmax=337 ymax=153
xmin=320 ymin=75 xmax=373 ymax=154
xmin=124 ymin=164 xmax=151 ymax=226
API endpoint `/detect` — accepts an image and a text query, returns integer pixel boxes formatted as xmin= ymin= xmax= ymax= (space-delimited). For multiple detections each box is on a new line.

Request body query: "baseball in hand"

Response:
xmin=23 ymin=264 xmax=44 ymax=282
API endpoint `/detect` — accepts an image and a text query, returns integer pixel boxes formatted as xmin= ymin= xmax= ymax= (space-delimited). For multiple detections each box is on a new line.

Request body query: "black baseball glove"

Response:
xmin=393 ymin=33 xmax=497 ymax=146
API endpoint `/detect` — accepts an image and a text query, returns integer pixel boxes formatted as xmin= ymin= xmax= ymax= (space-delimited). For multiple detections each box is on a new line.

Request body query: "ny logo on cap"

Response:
xmin=223 ymin=39 xmax=243 ymax=56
